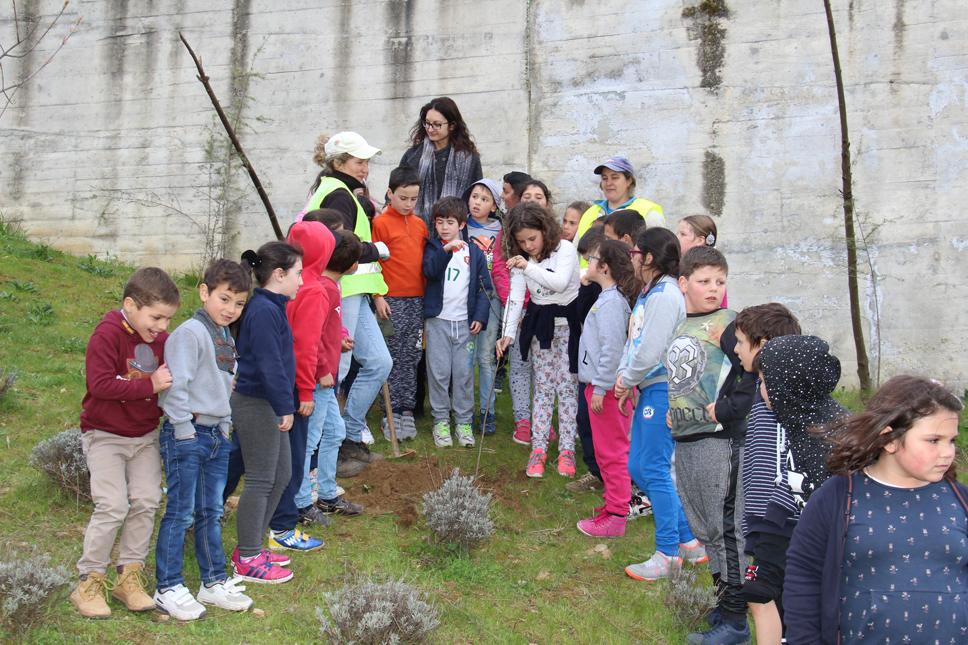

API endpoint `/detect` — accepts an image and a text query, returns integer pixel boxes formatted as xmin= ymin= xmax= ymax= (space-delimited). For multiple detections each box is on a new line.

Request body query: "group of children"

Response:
xmin=68 ymin=156 xmax=966 ymax=645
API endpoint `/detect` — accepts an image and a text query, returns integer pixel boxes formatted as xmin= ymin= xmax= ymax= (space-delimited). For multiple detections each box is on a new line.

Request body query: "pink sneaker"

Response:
xmin=526 ymin=448 xmax=547 ymax=478
xmin=231 ymin=550 xmax=293 ymax=584
xmin=232 ymin=545 xmax=291 ymax=568
xmin=577 ymin=510 xmax=627 ymax=538
xmin=513 ymin=419 xmax=531 ymax=446
xmin=557 ymin=450 xmax=576 ymax=477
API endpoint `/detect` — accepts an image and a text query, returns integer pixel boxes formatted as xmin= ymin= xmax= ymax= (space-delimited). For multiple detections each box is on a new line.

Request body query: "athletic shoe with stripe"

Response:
xmin=268 ymin=528 xmax=324 ymax=552
xmin=231 ymin=551 xmax=293 ymax=584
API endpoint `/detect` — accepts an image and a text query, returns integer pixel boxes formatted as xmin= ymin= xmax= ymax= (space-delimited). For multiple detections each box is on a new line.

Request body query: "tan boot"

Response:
xmin=111 ymin=563 xmax=155 ymax=612
xmin=70 ymin=573 xmax=111 ymax=619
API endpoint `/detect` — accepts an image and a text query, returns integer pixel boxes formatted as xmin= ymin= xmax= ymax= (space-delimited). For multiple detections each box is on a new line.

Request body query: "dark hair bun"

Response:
xmin=241 ymin=250 xmax=262 ymax=268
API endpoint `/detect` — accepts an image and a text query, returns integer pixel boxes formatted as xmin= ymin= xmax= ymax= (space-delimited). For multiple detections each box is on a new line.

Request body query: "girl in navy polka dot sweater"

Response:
xmin=783 ymin=375 xmax=967 ymax=645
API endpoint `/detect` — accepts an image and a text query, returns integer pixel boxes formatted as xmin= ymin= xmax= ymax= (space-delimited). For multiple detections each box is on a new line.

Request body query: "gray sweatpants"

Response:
xmin=231 ymin=392 xmax=291 ymax=558
xmin=425 ymin=317 xmax=475 ymax=425
xmin=675 ymin=436 xmax=747 ymax=617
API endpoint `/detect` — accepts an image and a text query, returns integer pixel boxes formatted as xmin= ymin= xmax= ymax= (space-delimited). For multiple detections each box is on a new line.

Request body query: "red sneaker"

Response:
xmin=577 ymin=510 xmax=626 ymax=538
xmin=513 ymin=419 xmax=531 ymax=446
xmin=557 ymin=450 xmax=576 ymax=477
xmin=526 ymin=448 xmax=547 ymax=478
xmin=231 ymin=550 xmax=293 ymax=584
xmin=231 ymin=545 xmax=290 ymax=568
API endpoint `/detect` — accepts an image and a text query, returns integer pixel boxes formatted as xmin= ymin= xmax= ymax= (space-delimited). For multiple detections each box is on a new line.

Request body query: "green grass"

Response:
xmin=2 ymin=220 xmax=965 ymax=643
xmin=0 ymin=221 xmax=691 ymax=643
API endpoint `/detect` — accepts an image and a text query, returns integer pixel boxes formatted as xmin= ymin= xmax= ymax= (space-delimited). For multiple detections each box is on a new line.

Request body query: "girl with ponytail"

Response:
xmin=229 ymin=241 xmax=306 ymax=583
xmin=574 ymin=239 xmax=638 ymax=538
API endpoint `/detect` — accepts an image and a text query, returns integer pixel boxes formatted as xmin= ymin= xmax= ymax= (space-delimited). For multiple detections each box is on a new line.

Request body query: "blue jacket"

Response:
xmin=234 ymin=288 xmax=296 ymax=416
xmin=783 ymin=473 xmax=968 ymax=645
xmin=422 ymin=236 xmax=492 ymax=325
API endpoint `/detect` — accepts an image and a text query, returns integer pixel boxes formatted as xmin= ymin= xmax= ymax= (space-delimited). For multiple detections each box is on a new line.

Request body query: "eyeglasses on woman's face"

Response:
xmin=423 ymin=120 xmax=449 ymax=131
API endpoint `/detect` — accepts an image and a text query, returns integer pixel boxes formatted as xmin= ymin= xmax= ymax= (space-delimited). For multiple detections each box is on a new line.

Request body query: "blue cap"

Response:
xmin=593 ymin=156 xmax=635 ymax=176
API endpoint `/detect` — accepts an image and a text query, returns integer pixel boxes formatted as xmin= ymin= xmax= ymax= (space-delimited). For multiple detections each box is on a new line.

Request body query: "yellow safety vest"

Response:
xmin=576 ymin=197 xmax=666 ymax=268
xmin=303 ymin=177 xmax=388 ymax=297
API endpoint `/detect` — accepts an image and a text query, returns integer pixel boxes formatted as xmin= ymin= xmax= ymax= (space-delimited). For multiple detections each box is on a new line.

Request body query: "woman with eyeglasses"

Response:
xmin=400 ymin=97 xmax=483 ymax=225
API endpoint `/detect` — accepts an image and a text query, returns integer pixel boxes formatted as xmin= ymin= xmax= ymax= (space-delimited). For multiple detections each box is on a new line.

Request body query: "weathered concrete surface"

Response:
xmin=1 ymin=0 xmax=966 ymax=388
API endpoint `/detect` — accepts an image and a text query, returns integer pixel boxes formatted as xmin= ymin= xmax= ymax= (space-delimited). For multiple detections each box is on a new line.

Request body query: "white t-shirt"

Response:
xmin=438 ymin=245 xmax=470 ymax=322
xmin=502 ymin=239 xmax=580 ymax=335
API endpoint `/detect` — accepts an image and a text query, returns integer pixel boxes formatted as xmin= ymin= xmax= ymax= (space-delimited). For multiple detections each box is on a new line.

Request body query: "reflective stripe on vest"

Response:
xmin=576 ymin=197 xmax=666 ymax=268
xmin=304 ymin=176 xmax=388 ymax=297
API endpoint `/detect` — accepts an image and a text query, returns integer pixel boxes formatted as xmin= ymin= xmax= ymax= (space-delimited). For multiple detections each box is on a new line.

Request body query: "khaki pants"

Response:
xmin=76 ymin=429 xmax=162 ymax=575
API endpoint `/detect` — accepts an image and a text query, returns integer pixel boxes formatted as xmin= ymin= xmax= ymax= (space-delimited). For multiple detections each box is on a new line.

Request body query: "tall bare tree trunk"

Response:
xmin=822 ymin=0 xmax=871 ymax=392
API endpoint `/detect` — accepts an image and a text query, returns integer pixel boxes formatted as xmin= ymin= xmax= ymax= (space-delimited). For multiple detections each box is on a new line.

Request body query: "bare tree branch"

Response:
xmin=0 ymin=0 xmax=81 ymax=120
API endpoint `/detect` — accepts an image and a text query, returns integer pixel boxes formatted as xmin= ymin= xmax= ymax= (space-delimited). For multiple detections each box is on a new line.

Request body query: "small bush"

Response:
xmin=662 ymin=566 xmax=719 ymax=631
xmin=317 ymin=577 xmax=440 ymax=644
xmin=0 ymin=370 xmax=14 ymax=400
xmin=7 ymin=280 xmax=36 ymax=293
xmin=26 ymin=302 xmax=55 ymax=326
xmin=420 ymin=469 xmax=494 ymax=550
xmin=0 ymin=553 xmax=70 ymax=637
xmin=78 ymin=254 xmax=115 ymax=277
xmin=29 ymin=428 xmax=91 ymax=503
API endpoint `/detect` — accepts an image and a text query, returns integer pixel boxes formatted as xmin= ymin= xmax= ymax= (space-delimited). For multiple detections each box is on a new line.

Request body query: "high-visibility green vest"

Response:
xmin=576 ymin=197 xmax=666 ymax=268
xmin=303 ymin=176 xmax=387 ymax=297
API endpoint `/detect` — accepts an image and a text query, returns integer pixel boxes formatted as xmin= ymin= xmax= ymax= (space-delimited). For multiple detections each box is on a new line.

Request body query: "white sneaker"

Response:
xmin=154 ymin=584 xmax=207 ymax=621
xmin=360 ymin=425 xmax=375 ymax=445
xmin=197 ymin=578 xmax=253 ymax=612
xmin=335 ymin=484 xmax=345 ymax=497
xmin=624 ymin=551 xmax=682 ymax=582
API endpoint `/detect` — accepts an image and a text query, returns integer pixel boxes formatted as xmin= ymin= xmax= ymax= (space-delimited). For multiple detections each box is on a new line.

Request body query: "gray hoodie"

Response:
xmin=616 ymin=275 xmax=685 ymax=389
xmin=160 ymin=318 xmax=234 ymax=439
xmin=578 ymin=286 xmax=631 ymax=395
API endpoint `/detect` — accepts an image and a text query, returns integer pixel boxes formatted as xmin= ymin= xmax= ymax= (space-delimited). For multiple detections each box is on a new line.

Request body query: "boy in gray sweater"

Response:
xmin=155 ymin=260 xmax=254 ymax=620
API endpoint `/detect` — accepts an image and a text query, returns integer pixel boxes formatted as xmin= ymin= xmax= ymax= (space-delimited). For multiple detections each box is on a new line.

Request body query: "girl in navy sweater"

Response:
xmin=783 ymin=375 xmax=967 ymax=645
xmin=230 ymin=241 xmax=303 ymax=584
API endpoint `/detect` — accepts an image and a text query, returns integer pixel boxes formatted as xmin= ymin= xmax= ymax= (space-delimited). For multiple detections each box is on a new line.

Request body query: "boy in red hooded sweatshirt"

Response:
xmin=71 ymin=268 xmax=180 ymax=618
xmin=287 ymin=224 xmax=366 ymax=527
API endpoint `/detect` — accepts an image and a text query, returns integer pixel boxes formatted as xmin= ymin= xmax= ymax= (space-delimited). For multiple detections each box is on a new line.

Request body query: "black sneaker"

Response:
xmin=298 ymin=505 xmax=331 ymax=527
xmin=315 ymin=496 xmax=364 ymax=516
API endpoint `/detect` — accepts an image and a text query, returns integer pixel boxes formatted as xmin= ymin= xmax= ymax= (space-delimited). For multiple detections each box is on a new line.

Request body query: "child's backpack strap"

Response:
xmin=948 ymin=480 xmax=968 ymax=516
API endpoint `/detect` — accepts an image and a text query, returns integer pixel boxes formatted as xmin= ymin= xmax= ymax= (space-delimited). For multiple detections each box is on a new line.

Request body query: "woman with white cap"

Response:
xmin=400 ymin=96 xmax=483 ymax=224
xmin=574 ymin=156 xmax=665 ymax=250
xmin=303 ymin=132 xmax=392 ymax=476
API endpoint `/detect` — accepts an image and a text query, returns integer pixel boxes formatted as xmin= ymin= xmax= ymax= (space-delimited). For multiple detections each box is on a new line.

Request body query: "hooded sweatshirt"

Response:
xmin=758 ymin=335 xmax=847 ymax=506
xmin=80 ymin=309 xmax=167 ymax=437
xmin=286 ymin=221 xmax=336 ymax=403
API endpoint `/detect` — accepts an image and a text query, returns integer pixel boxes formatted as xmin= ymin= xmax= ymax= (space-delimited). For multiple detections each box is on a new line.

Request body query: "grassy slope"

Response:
xmin=1 ymin=222 xmax=965 ymax=643
xmin=0 ymin=223 xmax=685 ymax=644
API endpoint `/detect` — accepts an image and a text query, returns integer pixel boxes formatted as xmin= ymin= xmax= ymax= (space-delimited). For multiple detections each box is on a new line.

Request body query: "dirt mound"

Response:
xmin=340 ymin=455 xmax=449 ymax=527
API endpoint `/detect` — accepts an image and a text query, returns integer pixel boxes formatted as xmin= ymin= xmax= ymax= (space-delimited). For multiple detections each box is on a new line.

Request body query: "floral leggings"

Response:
xmin=508 ymin=328 xmax=532 ymax=423
xmin=529 ymin=324 xmax=577 ymax=453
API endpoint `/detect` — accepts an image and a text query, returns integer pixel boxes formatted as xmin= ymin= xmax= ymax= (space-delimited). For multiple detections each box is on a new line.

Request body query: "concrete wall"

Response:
xmin=2 ymin=0 xmax=966 ymax=389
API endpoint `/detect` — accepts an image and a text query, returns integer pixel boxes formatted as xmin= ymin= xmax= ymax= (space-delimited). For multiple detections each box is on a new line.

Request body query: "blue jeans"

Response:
xmin=155 ymin=421 xmax=230 ymax=588
xmin=469 ymin=295 xmax=500 ymax=414
xmin=296 ymin=385 xmax=346 ymax=507
xmin=338 ymin=295 xmax=393 ymax=442
xmin=627 ymin=382 xmax=694 ymax=556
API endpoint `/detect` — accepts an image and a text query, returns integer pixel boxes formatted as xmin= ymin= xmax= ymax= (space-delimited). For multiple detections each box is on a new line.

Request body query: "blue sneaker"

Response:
xmin=480 ymin=412 xmax=496 ymax=435
xmin=268 ymin=528 xmax=324 ymax=552
xmin=686 ymin=620 xmax=751 ymax=645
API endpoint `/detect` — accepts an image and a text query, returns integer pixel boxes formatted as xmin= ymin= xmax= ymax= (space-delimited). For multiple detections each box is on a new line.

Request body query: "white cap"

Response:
xmin=323 ymin=131 xmax=381 ymax=159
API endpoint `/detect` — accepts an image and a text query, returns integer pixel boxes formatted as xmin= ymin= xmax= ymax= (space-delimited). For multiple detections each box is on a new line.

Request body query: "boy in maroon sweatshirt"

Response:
xmin=70 ymin=268 xmax=180 ymax=619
